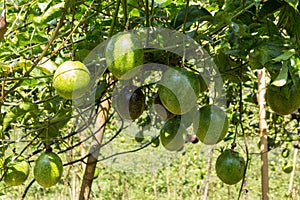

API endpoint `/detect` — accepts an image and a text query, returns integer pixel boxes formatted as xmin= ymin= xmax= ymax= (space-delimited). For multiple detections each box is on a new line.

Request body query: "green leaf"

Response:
xmin=278 ymin=4 xmax=300 ymax=43
xmin=37 ymin=57 xmax=57 ymax=75
xmin=40 ymin=2 xmax=65 ymax=23
xmin=172 ymin=5 xmax=211 ymax=30
xmin=283 ymin=0 xmax=298 ymax=10
xmin=259 ymin=0 xmax=285 ymax=19
xmin=2 ymin=108 xmax=18 ymax=133
xmin=249 ymin=38 xmax=283 ymax=66
xmin=271 ymin=61 xmax=289 ymax=87
xmin=272 ymin=49 xmax=295 ymax=62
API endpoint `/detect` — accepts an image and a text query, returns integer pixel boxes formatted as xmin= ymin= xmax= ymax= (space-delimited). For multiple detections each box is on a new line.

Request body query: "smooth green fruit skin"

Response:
xmin=105 ymin=32 xmax=143 ymax=80
xmin=4 ymin=156 xmax=30 ymax=186
xmin=114 ymin=86 xmax=145 ymax=120
xmin=215 ymin=150 xmax=245 ymax=185
xmin=266 ymin=84 xmax=300 ymax=115
xmin=194 ymin=105 xmax=228 ymax=145
xmin=151 ymin=137 xmax=160 ymax=148
xmin=282 ymin=165 xmax=293 ymax=173
xmin=135 ymin=131 xmax=144 ymax=143
xmin=34 ymin=151 xmax=63 ymax=188
xmin=158 ymin=67 xmax=200 ymax=115
xmin=53 ymin=61 xmax=90 ymax=100
xmin=160 ymin=117 xmax=185 ymax=151
xmin=153 ymin=93 xmax=175 ymax=120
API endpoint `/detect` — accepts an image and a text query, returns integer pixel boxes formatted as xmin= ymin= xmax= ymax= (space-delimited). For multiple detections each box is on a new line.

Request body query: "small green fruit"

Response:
xmin=105 ymin=32 xmax=143 ymax=80
xmin=158 ymin=67 xmax=200 ymax=115
xmin=114 ymin=85 xmax=145 ymax=120
xmin=3 ymin=156 xmax=30 ymax=186
xmin=53 ymin=61 xmax=90 ymax=100
xmin=266 ymin=84 xmax=300 ymax=115
xmin=151 ymin=137 xmax=160 ymax=148
xmin=215 ymin=149 xmax=245 ymax=185
xmin=282 ymin=164 xmax=293 ymax=174
xmin=281 ymin=148 xmax=290 ymax=158
xmin=160 ymin=117 xmax=186 ymax=151
xmin=135 ymin=131 xmax=144 ymax=143
xmin=34 ymin=151 xmax=63 ymax=188
xmin=194 ymin=105 xmax=228 ymax=145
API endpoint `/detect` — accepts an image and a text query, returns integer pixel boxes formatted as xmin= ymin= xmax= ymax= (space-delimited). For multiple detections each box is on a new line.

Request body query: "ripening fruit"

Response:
xmin=53 ymin=61 xmax=90 ymax=100
xmin=34 ymin=151 xmax=63 ymax=188
xmin=105 ymin=32 xmax=144 ymax=80
xmin=3 ymin=156 xmax=30 ymax=186
xmin=114 ymin=85 xmax=145 ymax=120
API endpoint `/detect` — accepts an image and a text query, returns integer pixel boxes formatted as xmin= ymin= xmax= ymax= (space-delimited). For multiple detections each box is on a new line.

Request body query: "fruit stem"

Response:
xmin=45 ymin=146 xmax=53 ymax=153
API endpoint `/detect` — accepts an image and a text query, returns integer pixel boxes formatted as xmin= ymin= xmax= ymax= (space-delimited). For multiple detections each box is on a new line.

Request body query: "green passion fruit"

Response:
xmin=215 ymin=149 xmax=245 ymax=185
xmin=151 ymin=137 xmax=160 ymax=148
xmin=34 ymin=151 xmax=63 ymax=188
xmin=194 ymin=105 xmax=228 ymax=145
xmin=53 ymin=61 xmax=90 ymax=100
xmin=114 ymin=85 xmax=146 ymax=120
xmin=153 ymin=93 xmax=176 ymax=120
xmin=266 ymin=84 xmax=300 ymax=115
xmin=105 ymin=32 xmax=144 ymax=80
xmin=3 ymin=156 xmax=30 ymax=186
xmin=160 ymin=117 xmax=186 ymax=151
xmin=158 ymin=67 xmax=200 ymax=115
xmin=134 ymin=131 xmax=144 ymax=143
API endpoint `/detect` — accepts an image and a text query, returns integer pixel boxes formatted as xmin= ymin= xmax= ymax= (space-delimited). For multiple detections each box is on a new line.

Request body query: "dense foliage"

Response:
xmin=0 ymin=0 xmax=300 ymax=199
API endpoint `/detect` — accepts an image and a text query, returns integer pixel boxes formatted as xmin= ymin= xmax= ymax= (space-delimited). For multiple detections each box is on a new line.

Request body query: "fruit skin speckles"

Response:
xmin=3 ymin=156 xmax=30 ymax=186
xmin=34 ymin=151 xmax=63 ymax=188
xmin=53 ymin=61 xmax=90 ymax=100
xmin=105 ymin=32 xmax=144 ymax=80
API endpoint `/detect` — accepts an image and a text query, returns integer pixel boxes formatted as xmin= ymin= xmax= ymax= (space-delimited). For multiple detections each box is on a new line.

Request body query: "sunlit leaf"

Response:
xmin=271 ymin=61 xmax=289 ymax=87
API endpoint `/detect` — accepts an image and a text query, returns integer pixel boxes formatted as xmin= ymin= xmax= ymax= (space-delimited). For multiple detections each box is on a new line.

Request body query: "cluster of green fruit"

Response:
xmin=2 ymin=150 xmax=63 ymax=188
xmin=106 ymin=32 xmax=246 ymax=185
xmin=50 ymin=32 xmax=246 ymax=186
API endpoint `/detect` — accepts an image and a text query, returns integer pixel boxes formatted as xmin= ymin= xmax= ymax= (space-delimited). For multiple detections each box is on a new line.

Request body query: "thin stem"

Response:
xmin=0 ymin=1 xmax=70 ymax=101
xmin=145 ymin=0 xmax=150 ymax=27
xmin=109 ymin=0 xmax=121 ymax=37
xmin=182 ymin=0 xmax=189 ymax=33
xmin=238 ymin=81 xmax=250 ymax=199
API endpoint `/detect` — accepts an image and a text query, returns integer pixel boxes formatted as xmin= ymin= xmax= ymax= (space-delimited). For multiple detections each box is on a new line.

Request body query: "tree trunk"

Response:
xmin=79 ymin=98 xmax=110 ymax=200
xmin=257 ymin=68 xmax=269 ymax=200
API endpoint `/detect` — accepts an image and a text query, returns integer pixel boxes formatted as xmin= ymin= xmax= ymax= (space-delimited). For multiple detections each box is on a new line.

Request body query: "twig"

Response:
xmin=0 ymin=1 xmax=70 ymax=101
xmin=182 ymin=0 xmax=189 ymax=33
xmin=238 ymin=80 xmax=250 ymax=200
xmin=21 ymin=179 xmax=35 ymax=200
